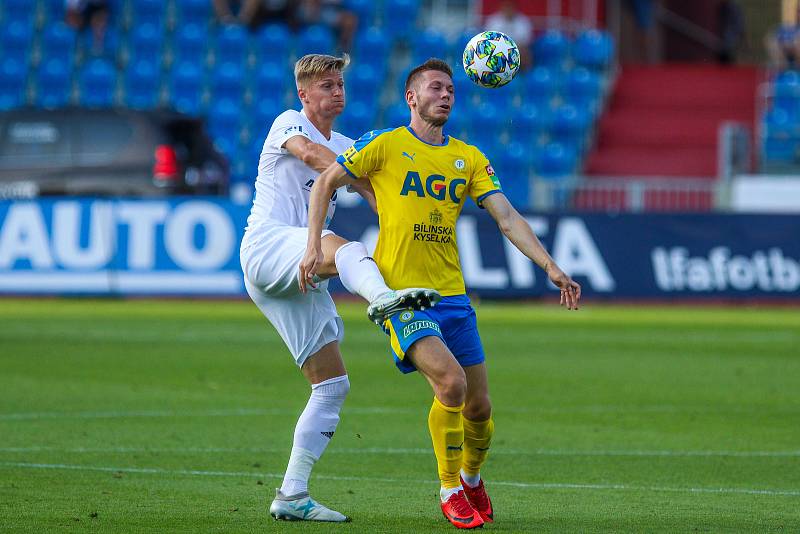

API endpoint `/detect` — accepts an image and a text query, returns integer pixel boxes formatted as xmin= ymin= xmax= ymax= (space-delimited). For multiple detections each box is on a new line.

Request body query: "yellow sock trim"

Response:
xmin=428 ymin=397 xmax=464 ymax=489
xmin=462 ymin=416 xmax=493 ymax=476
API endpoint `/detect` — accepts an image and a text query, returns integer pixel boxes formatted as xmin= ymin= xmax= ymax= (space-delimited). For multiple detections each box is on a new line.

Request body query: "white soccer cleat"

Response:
xmin=366 ymin=288 xmax=442 ymax=325
xmin=269 ymin=489 xmax=350 ymax=522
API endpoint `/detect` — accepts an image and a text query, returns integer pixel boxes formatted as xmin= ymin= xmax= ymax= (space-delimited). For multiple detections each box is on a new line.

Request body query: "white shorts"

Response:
xmin=240 ymin=223 xmax=344 ymax=367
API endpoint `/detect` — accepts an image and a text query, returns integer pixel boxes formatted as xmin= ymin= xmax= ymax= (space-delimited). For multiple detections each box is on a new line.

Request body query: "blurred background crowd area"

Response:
xmin=0 ymin=0 xmax=799 ymax=212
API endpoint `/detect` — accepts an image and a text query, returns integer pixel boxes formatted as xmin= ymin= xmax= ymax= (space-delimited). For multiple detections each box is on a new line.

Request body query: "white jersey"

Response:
xmin=246 ymin=109 xmax=353 ymax=231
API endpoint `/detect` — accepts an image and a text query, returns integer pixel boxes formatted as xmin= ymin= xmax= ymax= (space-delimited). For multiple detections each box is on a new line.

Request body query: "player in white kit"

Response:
xmin=239 ymin=54 xmax=440 ymax=522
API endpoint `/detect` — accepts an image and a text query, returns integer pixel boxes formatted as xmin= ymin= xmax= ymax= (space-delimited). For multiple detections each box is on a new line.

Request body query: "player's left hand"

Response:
xmin=547 ymin=263 xmax=581 ymax=310
xmin=298 ymin=245 xmax=323 ymax=294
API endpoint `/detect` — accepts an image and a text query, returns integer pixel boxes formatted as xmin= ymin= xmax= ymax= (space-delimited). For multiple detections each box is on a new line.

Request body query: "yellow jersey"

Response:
xmin=336 ymin=126 xmax=502 ymax=296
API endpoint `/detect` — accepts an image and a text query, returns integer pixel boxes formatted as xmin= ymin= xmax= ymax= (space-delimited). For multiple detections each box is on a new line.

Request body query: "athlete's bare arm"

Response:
xmin=284 ymin=136 xmax=376 ymax=211
xmin=299 ymin=162 xmax=355 ymax=292
xmin=483 ymin=193 xmax=581 ymax=310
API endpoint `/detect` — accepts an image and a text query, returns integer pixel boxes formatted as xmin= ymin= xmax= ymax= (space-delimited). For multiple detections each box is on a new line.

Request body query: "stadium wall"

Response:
xmin=0 ymin=198 xmax=798 ymax=300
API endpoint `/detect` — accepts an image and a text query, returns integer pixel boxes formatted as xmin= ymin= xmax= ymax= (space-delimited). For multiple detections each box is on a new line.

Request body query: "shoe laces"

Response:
xmin=467 ymin=483 xmax=489 ymax=510
xmin=449 ymin=491 xmax=476 ymax=517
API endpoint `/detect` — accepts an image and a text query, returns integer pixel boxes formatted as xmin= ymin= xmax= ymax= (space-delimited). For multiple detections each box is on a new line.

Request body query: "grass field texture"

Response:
xmin=1 ymin=298 xmax=798 ymax=533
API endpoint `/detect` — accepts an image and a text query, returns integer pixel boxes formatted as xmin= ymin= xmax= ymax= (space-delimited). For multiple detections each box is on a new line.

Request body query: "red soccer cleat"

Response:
xmin=461 ymin=476 xmax=494 ymax=523
xmin=440 ymin=490 xmax=484 ymax=529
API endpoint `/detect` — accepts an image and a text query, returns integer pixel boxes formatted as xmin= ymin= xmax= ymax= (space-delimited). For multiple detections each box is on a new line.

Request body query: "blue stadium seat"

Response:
xmin=169 ymin=61 xmax=204 ymax=115
xmin=354 ymin=26 xmax=390 ymax=73
xmin=211 ymin=62 xmax=245 ymax=102
xmin=468 ymin=102 xmax=506 ymax=152
xmin=480 ymin=81 xmax=518 ymax=110
xmin=79 ymin=26 xmax=120 ymax=58
xmin=522 ymin=66 xmax=558 ymax=107
xmin=384 ymin=102 xmax=409 ymax=129
xmin=346 ymin=0 xmax=377 ymax=27
xmin=338 ymin=101 xmax=374 ymax=138
xmin=411 ymin=29 xmax=448 ymax=65
xmin=134 ymin=0 xmax=166 ymax=27
xmin=252 ymin=62 xmax=289 ymax=102
xmin=509 ymin=104 xmax=549 ymax=146
xmin=216 ymin=24 xmax=249 ymax=66
xmin=494 ymin=142 xmax=531 ymax=208
xmin=251 ymin=97 xmax=282 ymax=136
xmin=36 ymin=58 xmax=71 ymax=109
xmin=175 ymin=0 xmax=211 ymax=27
xmin=448 ymin=28 xmax=480 ymax=63
xmin=40 ymin=0 xmax=66 ymax=23
xmin=174 ymin=23 xmax=208 ymax=66
xmin=535 ymin=141 xmax=578 ymax=178
xmin=208 ymin=99 xmax=242 ymax=145
xmin=383 ymin=0 xmax=420 ymax=42
xmin=444 ymin=107 xmax=468 ymax=140
xmin=573 ymin=29 xmax=614 ymax=71
xmin=296 ymin=24 xmax=335 ymax=56
xmin=1 ymin=20 xmax=33 ymax=59
xmin=532 ymin=30 xmax=569 ymax=69
xmin=79 ymin=58 xmax=116 ymax=108
xmin=1 ymin=0 xmax=36 ymax=25
xmin=551 ymin=104 xmax=590 ymax=150
xmin=0 ymin=57 xmax=26 ymax=110
xmin=773 ymin=70 xmax=800 ymax=117
xmin=253 ymin=23 xmax=292 ymax=64
xmin=453 ymin=71 xmax=477 ymax=106
xmin=125 ymin=59 xmax=161 ymax=110
xmin=41 ymin=22 xmax=77 ymax=65
xmin=347 ymin=63 xmax=379 ymax=109
xmin=564 ymin=67 xmax=601 ymax=113
xmin=130 ymin=23 xmax=164 ymax=65
xmin=762 ymin=108 xmax=800 ymax=163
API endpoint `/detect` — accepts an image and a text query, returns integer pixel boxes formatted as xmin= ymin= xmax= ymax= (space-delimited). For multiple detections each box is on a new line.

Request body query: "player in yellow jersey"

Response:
xmin=300 ymin=58 xmax=581 ymax=529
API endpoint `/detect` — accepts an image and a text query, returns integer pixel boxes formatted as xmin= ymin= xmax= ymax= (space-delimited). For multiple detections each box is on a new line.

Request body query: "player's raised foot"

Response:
xmin=440 ymin=490 xmax=484 ymax=529
xmin=461 ymin=476 xmax=494 ymax=523
xmin=367 ymin=288 xmax=442 ymax=325
xmin=269 ymin=489 xmax=350 ymax=522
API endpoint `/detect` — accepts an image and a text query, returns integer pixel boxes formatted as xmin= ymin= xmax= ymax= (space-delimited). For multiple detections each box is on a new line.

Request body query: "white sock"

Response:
xmin=334 ymin=241 xmax=392 ymax=303
xmin=440 ymin=485 xmax=464 ymax=502
xmin=279 ymin=375 xmax=350 ymax=496
xmin=461 ymin=469 xmax=481 ymax=488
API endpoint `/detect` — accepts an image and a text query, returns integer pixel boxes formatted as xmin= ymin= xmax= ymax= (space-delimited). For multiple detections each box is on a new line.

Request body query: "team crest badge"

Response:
xmin=429 ymin=208 xmax=442 ymax=224
xmin=454 ymin=158 xmax=465 ymax=170
xmin=399 ymin=310 xmax=414 ymax=322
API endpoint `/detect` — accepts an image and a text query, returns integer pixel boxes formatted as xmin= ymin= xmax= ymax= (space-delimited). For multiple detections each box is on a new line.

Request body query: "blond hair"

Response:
xmin=294 ymin=53 xmax=350 ymax=88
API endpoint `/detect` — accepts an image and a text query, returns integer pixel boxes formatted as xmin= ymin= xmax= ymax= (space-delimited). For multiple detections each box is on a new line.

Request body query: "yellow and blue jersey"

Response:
xmin=336 ymin=126 xmax=502 ymax=296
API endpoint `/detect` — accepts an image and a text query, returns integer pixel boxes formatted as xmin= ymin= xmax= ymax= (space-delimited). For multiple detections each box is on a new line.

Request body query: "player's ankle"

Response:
xmin=461 ymin=469 xmax=481 ymax=488
xmin=440 ymin=485 xmax=464 ymax=502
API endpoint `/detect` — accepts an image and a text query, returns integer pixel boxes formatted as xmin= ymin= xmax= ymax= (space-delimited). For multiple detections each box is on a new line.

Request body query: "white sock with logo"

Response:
xmin=461 ymin=469 xmax=481 ymax=488
xmin=334 ymin=241 xmax=392 ymax=303
xmin=279 ymin=375 xmax=350 ymax=497
xmin=440 ymin=485 xmax=465 ymax=502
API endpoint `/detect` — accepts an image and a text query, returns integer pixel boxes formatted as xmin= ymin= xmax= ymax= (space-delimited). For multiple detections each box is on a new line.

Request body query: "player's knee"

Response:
xmin=464 ymin=396 xmax=492 ymax=421
xmin=437 ymin=369 xmax=467 ymax=406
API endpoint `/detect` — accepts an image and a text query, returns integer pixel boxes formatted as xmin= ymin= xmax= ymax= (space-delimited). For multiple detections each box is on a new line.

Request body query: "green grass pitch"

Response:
xmin=1 ymin=298 xmax=798 ymax=532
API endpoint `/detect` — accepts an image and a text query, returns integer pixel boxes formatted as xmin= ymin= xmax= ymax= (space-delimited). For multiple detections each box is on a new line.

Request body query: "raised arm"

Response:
xmin=482 ymin=193 xmax=581 ymax=309
xmin=284 ymin=136 xmax=338 ymax=173
xmin=298 ymin=161 xmax=355 ymax=292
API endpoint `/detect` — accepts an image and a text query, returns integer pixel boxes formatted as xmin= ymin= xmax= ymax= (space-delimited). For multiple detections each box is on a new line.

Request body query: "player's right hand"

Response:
xmin=298 ymin=245 xmax=323 ymax=293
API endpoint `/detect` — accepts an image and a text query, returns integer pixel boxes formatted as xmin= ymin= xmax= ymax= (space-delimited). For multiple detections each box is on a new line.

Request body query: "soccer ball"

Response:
xmin=463 ymin=31 xmax=521 ymax=88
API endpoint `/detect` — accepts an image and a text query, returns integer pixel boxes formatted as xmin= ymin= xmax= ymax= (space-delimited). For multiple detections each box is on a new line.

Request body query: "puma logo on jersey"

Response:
xmin=402 ymin=151 xmax=416 ymax=162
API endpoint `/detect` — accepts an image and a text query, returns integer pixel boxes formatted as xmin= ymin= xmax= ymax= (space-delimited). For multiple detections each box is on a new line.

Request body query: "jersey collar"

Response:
xmin=405 ymin=126 xmax=449 ymax=147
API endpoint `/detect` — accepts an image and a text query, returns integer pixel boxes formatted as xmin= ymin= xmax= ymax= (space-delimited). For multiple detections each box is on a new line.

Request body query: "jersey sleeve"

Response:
xmin=335 ymin=129 xmax=389 ymax=180
xmin=266 ymin=110 xmax=311 ymax=152
xmin=467 ymin=146 xmax=503 ymax=208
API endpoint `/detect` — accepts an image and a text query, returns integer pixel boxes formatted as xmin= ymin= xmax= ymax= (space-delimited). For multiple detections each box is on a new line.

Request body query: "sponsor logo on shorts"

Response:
xmin=399 ymin=310 xmax=414 ymax=323
xmin=402 ymin=320 xmax=441 ymax=338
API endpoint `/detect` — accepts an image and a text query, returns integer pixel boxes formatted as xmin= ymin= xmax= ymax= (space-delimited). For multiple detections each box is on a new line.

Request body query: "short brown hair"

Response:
xmin=294 ymin=53 xmax=350 ymax=88
xmin=405 ymin=58 xmax=453 ymax=92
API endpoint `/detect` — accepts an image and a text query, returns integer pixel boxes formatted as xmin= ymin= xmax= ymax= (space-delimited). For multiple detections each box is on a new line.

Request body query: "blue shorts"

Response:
xmin=382 ymin=294 xmax=485 ymax=374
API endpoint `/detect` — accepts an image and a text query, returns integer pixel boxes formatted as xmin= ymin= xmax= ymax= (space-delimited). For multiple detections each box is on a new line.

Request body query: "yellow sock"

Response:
xmin=462 ymin=416 xmax=493 ymax=477
xmin=428 ymin=396 xmax=464 ymax=489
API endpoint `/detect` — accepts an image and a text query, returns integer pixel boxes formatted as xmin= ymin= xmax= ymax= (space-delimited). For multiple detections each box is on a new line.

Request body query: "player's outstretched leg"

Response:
xmin=334 ymin=241 xmax=441 ymax=324
xmin=270 ymin=489 xmax=351 ymax=522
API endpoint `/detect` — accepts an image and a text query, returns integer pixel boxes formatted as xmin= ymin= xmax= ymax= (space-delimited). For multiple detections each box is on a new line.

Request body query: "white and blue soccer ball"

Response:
xmin=462 ymin=31 xmax=521 ymax=89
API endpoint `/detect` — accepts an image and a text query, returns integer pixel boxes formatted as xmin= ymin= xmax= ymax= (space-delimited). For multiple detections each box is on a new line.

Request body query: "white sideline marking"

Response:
xmin=1 ymin=445 xmax=799 ymax=458
xmin=1 ymin=461 xmax=798 ymax=498
xmin=3 ymin=404 xmax=799 ymax=421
